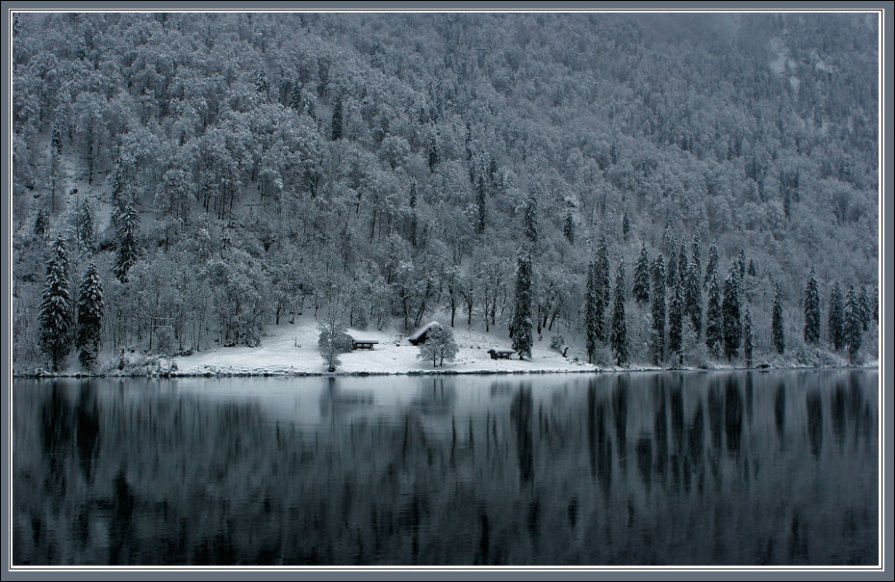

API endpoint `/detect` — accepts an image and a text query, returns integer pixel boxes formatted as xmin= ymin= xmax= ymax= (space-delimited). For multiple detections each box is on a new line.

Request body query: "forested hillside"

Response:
xmin=11 ymin=12 xmax=879 ymax=372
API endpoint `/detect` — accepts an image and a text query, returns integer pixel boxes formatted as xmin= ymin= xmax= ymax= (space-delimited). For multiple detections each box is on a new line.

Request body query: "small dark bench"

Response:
xmin=488 ymin=349 xmax=515 ymax=360
xmin=352 ymin=340 xmax=379 ymax=350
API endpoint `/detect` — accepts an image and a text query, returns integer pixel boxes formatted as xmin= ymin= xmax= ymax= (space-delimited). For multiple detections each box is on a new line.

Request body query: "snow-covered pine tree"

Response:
xmin=33 ymin=209 xmax=49 ymax=242
xmin=523 ymin=183 xmax=540 ymax=246
xmin=677 ymin=245 xmax=688 ymax=290
xmin=690 ymin=234 xmax=701 ymax=278
xmin=288 ymin=80 xmax=303 ymax=111
xmin=803 ymin=269 xmax=821 ymax=345
xmin=39 ymin=235 xmax=72 ymax=371
xmin=111 ymin=154 xmax=133 ymax=207
xmin=475 ymin=172 xmax=487 ymax=234
xmin=562 ymin=206 xmax=575 ymax=244
xmin=254 ymin=70 xmax=270 ymax=96
xmin=622 ymin=212 xmax=630 ymax=242
xmin=584 ymin=261 xmax=598 ymax=364
xmin=510 ymin=250 xmax=533 ymax=359
xmin=610 ymin=258 xmax=629 ymax=367
xmin=666 ymin=239 xmax=678 ymax=290
xmin=632 ymin=242 xmax=650 ymax=306
xmin=736 ymin=249 xmax=747 ymax=280
xmin=74 ymin=198 xmax=94 ymax=252
xmin=661 ymin=222 xmax=674 ymax=257
xmin=49 ymin=134 xmax=60 ymax=212
xmin=331 ymin=94 xmax=343 ymax=140
xmin=408 ymin=178 xmax=418 ymax=247
xmin=858 ymin=285 xmax=871 ymax=332
xmin=113 ymin=203 xmax=140 ymax=283
xmin=684 ymin=259 xmax=702 ymax=337
xmin=667 ymin=275 xmax=683 ymax=364
xmin=772 ymin=284 xmax=785 ymax=355
xmin=722 ymin=265 xmax=741 ymax=361
xmin=828 ymin=281 xmax=845 ymax=351
xmin=428 ymin=132 xmax=440 ymax=171
xmin=743 ymin=307 xmax=754 ymax=367
xmin=845 ymin=285 xmax=863 ymax=364
xmin=651 ymin=254 xmax=666 ymax=366
xmin=51 ymin=121 xmax=63 ymax=155
xmin=704 ymin=269 xmax=722 ymax=358
xmin=704 ymin=239 xmax=719 ymax=288
xmin=76 ymin=261 xmax=104 ymax=370
xmin=595 ymin=235 xmax=610 ymax=342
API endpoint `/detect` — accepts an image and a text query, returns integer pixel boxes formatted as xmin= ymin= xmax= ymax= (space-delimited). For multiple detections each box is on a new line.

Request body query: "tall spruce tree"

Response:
xmin=677 ymin=245 xmax=688 ymax=290
xmin=803 ymin=269 xmax=821 ymax=345
xmin=704 ymin=240 xmax=719 ymax=288
xmin=39 ymin=235 xmax=72 ymax=371
xmin=722 ymin=265 xmax=742 ymax=361
xmin=736 ymin=249 xmax=747 ymax=280
xmin=288 ymin=81 xmax=303 ymax=111
xmin=74 ymin=198 xmax=94 ymax=252
xmin=690 ymin=234 xmax=701 ymax=278
xmin=331 ymin=94 xmax=343 ymax=140
xmin=33 ymin=209 xmax=50 ymax=241
xmin=510 ymin=251 xmax=533 ymax=359
xmin=584 ymin=261 xmax=598 ymax=364
xmin=428 ymin=132 xmax=440 ymax=171
xmin=668 ymin=277 xmax=683 ymax=364
xmin=651 ymin=255 xmax=666 ymax=366
xmin=684 ymin=260 xmax=702 ymax=337
xmin=858 ymin=285 xmax=871 ymax=332
xmin=76 ymin=261 xmax=104 ymax=370
xmin=632 ymin=242 xmax=651 ymax=306
xmin=828 ymin=282 xmax=845 ymax=351
xmin=51 ymin=122 xmax=63 ymax=155
xmin=408 ymin=178 xmax=418 ymax=247
xmin=666 ymin=240 xmax=678 ymax=290
xmin=594 ymin=235 xmax=610 ymax=342
xmin=743 ymin=307 xmax=754 ymax=367
xmin=610 ymin=258 xmax=629 ymax=367
xmin=523 ymin=183 xmax=540 ymax=246
xmin=113 ymin=203 xmax=140 ymax=283
xmin=111 ymin=154 xmax=132 ymax=205
xmin=475 ymin=172 xmax=487 ymax=234
xmin=704 ymin=270 xmax=723 ymax=358
xmin=773 ymin=284 xmax=785 ymax=355
xmin=622 ymin=213 xmax=630 ymax=242
xmin=845 ymin=285 xmax=863 ymax=364
xmin=562 ymin=206 xmax=575 ymax=244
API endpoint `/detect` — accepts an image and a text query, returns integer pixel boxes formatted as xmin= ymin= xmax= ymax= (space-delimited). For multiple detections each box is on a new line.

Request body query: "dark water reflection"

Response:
xmin=13 ymin=371 xmax=878 ymax=565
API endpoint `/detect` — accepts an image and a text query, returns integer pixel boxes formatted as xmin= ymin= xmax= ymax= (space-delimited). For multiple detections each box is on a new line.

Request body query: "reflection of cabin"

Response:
xmin=408 ymin=322 xmax=442 ymax=346
xmin=350 ymin=338 xmax=379 ymax=350
xmin=488 ymin=348 xmax=515 ymax=360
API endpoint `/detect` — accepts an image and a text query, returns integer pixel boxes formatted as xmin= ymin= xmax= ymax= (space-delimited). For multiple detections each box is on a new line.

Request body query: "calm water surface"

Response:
xmin=13 ymin=370 xmax=878 ymax=565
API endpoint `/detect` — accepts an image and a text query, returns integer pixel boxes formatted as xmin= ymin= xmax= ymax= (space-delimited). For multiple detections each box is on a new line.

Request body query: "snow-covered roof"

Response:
xmin=408 ymin=321 xmax=442 ymax=342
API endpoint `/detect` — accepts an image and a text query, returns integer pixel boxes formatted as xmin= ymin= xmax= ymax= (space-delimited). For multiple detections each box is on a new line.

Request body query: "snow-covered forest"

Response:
xmin=11 ymin=12 xmax=879 ymax=373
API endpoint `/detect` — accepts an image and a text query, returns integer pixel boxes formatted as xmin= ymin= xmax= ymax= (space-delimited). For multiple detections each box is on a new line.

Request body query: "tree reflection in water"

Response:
xmin=13 ymin=371 xmax=878 ymax=565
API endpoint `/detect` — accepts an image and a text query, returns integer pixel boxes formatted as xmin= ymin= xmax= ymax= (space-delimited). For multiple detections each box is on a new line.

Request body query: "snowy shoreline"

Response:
xmin=14 ymin=320 xmax=878 ymax=380
xmin=13 ymin=362 xmax=879 ymax=380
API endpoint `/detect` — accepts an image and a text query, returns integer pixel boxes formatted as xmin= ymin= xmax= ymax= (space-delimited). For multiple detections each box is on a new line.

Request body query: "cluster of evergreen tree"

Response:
xmin=12 ymin=13 xmax=878 ymax=371
xmin=37 ymin=236 xmax=106 ymax=371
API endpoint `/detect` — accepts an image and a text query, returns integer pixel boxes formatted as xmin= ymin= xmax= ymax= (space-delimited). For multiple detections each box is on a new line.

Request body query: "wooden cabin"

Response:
xmin=408 ymin=321 xmax=442 ymax=346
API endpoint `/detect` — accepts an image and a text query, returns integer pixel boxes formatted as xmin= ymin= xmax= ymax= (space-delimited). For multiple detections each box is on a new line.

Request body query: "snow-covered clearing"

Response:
xmin=172 ymin=319 xmax=604 ymax=376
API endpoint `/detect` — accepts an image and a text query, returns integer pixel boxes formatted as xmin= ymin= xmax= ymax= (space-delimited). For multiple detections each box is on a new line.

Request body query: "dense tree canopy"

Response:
xmin=11 ymin=13 xmax=878 ymax=371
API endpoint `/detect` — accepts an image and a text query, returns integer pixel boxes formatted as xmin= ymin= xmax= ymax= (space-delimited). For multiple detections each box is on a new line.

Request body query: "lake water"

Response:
xmin=12 ymin=371 xmax=878 ymax=566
